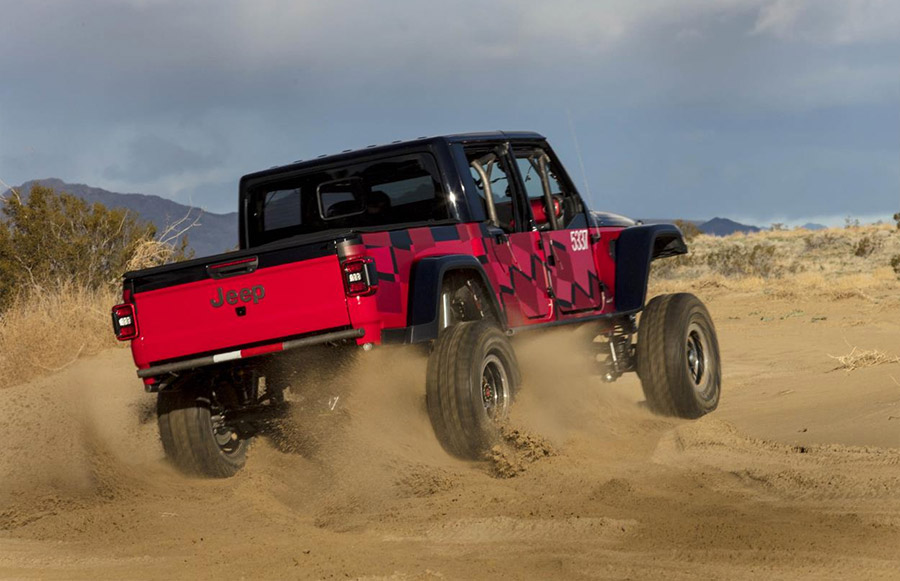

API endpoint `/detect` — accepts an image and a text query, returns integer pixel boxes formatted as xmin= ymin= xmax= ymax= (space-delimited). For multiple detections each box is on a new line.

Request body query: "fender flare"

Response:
xmin=614 ymin=224 xmax=687 ymax=313
xmin=382 ymin=255 xmax=505 ymax=344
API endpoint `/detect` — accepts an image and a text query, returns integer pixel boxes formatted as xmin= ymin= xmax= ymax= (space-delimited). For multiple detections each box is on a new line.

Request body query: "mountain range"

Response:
xmin=642 ymin=216 xmax=762 ymax=235
xmin=695 ymin=217 xmax=761 ymax=236
xmin=4 ymin=179 xmax=237 ymax=257
xmin=4 ymin=179 xmax=824 ymax=258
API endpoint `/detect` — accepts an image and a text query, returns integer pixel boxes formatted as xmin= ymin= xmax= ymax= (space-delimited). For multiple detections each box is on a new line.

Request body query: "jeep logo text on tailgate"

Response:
xmin=210 ymin=285 xmax=265 ymax=308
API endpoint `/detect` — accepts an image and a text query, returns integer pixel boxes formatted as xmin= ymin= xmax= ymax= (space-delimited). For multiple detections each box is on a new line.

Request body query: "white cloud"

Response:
xmin=4 ymin=1 xmax=898 ymax=82
xmin=752 ymin=0 xmax=900 ymax=44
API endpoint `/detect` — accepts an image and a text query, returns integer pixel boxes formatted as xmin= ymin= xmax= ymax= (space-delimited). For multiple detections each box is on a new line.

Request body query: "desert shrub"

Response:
xmin=650 ymin=252 xmax=695 ymax=279
xmin=852 ymin=234 xmax=882 ymax=257
xmin=674 ymin=220 xmax=702 ymax=242
xmin=0 ymin=185 xmax=155 ymax=308
xmin=650 ymin=224 xmax=897 ymax=297
xmin=705 ymin=243 xmax=780 ymax=278
xmin=804 ymin=231 xmax=841 ymax=251
xmin=0 ymin=184 xmax=193 ymax=310
xmin=893 ymin=212 xmax=900 ymax=230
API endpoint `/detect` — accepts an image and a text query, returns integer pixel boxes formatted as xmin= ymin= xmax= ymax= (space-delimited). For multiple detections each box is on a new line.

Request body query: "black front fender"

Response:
xmin=614 ymin=224 xmax=687 ymax=312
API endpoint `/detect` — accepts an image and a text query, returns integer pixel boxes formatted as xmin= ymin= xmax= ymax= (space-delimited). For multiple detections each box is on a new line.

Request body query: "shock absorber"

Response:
xmin=601 ymin=316 xmax=637 ymax=382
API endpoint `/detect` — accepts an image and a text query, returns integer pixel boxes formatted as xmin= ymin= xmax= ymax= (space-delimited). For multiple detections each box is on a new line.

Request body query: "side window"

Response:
xmin=262 ymin=188 xmax=302 ymax=231
xmin=466 ymin=149 xmax=517 ymax=232
xmin=364 ymin=155 xmax=448 ymax=223
xmin=514 ymin=149 xmax=582 ymax=230
xmin=515 ymin=156 xmax=545 ymax=201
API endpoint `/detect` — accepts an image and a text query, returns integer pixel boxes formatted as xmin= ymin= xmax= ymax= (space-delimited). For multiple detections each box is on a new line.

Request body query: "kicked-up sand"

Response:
xmin=1 ymin=270 xmax=898 ymax=579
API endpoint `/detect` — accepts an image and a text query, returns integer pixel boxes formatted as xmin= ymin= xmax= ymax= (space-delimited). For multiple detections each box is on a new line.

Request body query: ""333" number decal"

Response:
xmin=570 ymin=229 xmax=589 ymax=251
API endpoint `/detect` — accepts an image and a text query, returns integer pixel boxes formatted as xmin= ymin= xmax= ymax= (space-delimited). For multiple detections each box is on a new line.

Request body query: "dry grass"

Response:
xmin=125 ymin=214 xmax=198 ymax=272
xmin=655 ymin=223 xmax=898 ymax=278
xmin=651 ymin=224 xmax=900 ymax=301
xmin=0 ymin=282 xmax=121 ymax=388
xmin=828 ymin=346 xmax=900 ymax=372
xmin=125 ymin=236 xmax=184 ymax=272
xmin=0 ymin=232 xmax=191 ymax=388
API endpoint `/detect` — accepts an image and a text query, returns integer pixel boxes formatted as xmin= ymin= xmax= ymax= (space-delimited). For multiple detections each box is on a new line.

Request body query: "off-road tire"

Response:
xmin=158 ymin=389 xmax=249 ymax=478
xmin=426 ymin=320 xmax=520 ymax=459
xmin=636 ymin=293 xmax=721 ymax=418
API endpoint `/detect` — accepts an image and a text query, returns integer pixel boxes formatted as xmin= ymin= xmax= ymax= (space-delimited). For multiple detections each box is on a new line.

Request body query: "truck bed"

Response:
xmin=125 ymin=230 xmax=360 ymax=371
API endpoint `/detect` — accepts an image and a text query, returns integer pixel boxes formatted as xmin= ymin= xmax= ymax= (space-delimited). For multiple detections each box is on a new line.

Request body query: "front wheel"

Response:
xmin=426 ymin=321 xmax=520 ymax=458
xmin=157 ymin=388 xmax=249 ymax=478
xmin=636 ymin=293 xmax=721 ymax=418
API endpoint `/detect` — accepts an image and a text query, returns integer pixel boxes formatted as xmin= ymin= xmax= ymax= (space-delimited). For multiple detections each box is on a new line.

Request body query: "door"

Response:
xmin=464 ymin=145 xmax=552 ymax=325
xmin=512 ymin=147 xmax=603 ymax=314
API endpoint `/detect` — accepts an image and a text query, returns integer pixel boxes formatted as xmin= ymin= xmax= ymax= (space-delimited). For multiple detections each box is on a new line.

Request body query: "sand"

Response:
xmin=1 ymin=287 xmax=898 ymax=580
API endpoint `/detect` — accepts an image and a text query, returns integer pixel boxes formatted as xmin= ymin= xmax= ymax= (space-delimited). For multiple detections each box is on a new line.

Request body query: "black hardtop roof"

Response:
xmin=241 ymin=131 xmax=547 ymax=182
xmin=443 ymin=130 xmax=545 ymax=143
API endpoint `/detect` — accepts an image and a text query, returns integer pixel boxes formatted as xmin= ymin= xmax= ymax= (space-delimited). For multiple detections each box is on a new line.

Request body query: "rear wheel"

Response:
xmin=636 ymin=293 xmax=721 ymax=418
xmin=426 ymin=321 xmax=519 ymax=458
xmin=157 ymin=387 xmax=249 ymax=478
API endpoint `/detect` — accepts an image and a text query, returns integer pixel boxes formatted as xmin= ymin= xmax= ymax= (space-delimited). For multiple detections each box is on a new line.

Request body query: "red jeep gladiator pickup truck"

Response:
xmin=112 ymin=131 xmax=720 ymax=477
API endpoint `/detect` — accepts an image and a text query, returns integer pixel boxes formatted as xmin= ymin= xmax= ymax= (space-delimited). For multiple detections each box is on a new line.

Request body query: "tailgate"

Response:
xmin=131 ymin=253 xmax=350 ymax=366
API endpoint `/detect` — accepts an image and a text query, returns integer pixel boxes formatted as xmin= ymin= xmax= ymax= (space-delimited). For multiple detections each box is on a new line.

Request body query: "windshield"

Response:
xmin=247 ymin=153 xmax=449 ymax=246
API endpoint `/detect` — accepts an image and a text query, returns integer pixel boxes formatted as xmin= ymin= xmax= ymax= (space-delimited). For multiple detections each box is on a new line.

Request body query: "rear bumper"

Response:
xmin=137 ymin=327 xmax=365 ymax=379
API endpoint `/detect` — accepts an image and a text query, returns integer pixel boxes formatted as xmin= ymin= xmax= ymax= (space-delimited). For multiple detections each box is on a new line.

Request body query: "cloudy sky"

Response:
xmin=1 ymin=0 xmax=898 ymax=225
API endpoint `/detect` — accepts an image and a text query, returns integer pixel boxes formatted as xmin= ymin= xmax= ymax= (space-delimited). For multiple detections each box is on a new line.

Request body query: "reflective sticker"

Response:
xmin=212 ymin=351 xmax=242 ymax=363
xmin=570 ymin=229 xmax=589 ymax=251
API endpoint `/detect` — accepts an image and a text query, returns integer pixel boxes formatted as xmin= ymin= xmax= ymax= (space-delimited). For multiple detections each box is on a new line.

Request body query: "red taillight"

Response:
xmin=342 ymin=257 xmax=377 ymax=297
xmin=111 ymin=303 xmax=139 ymax=340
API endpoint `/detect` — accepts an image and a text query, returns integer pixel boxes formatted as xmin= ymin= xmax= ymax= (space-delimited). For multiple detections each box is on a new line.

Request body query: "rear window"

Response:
xmin=247 ymin=153 xmax=448 ymax=245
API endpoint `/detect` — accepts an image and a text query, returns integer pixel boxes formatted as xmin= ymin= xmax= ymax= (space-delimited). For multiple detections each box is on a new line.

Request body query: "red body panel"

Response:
xmin=130 ymin=255 xmax=350 ymax=369
xmin=350 ymin=224 xmax=490 ymax=339
xmin=592 ymin=227 xmax=621 ymax=312
xmin=126 ymin=220 xmax=628 ymax=374
xmin=484 ymin=231 xmax=554 ymax=325
xmin=542 ymin=228 xmax=602 ymax=313
xmin=339 ymin=223 xmax=621 ymax=343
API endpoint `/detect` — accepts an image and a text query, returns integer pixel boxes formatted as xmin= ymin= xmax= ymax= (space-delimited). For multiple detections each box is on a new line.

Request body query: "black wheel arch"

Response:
xmin=614 ymin=224 xmax=687 ymax=313
xmin=382 ymin=255 xmax=505 ymax=344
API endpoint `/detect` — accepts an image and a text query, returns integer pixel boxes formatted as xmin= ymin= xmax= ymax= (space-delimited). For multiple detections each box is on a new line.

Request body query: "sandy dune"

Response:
xmin=1 ymin=288 xmax=898 ymax=579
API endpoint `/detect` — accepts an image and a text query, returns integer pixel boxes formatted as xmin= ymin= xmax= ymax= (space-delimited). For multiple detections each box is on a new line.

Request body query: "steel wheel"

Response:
xmin=686 ymin=321 xmax=714 ymax=399
xmin=480 ymin=353 xmax=511 ymax=420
